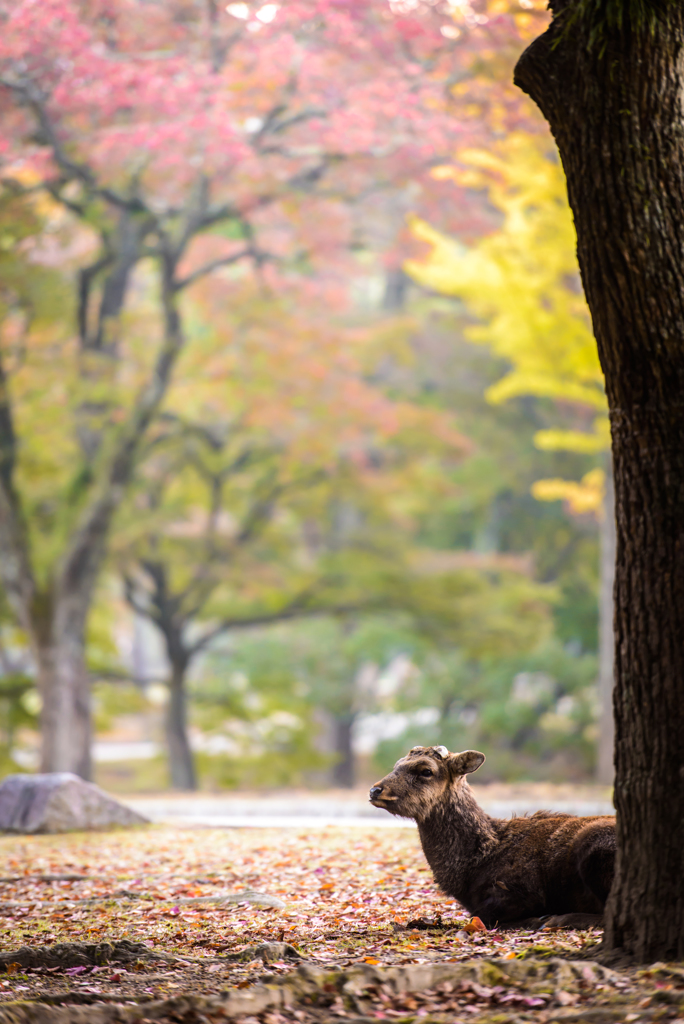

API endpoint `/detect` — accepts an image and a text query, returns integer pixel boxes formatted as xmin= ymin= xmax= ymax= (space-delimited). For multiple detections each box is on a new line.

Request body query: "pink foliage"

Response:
xmin=0 ymin=0 xmax=546 ymax=264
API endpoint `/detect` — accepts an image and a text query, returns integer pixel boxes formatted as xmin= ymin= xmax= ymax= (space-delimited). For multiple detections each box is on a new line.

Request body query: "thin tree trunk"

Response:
xmin=515 ymin=1 xmax=684 ymax=962
xmin=382 ymin=267 xmax=408 ymax=311
xmin=37 ymin=635 xmax=91 ymax=778
xmin=332 ymin=714 xmax=355 ymax=788
xmin=30 ymin=589 xmax=92 ymax=778
xmin=165 ymin=664 xmax=197 ymax=791
xmin=596 ymin=462 xmax=615 ymax=786
xmin=37 ymin=267 xmax=187 ymax=780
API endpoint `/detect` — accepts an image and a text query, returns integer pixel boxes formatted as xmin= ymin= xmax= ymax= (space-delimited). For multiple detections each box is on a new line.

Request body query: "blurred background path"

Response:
xmin=125 ymin=784 xmax=613 ymax=829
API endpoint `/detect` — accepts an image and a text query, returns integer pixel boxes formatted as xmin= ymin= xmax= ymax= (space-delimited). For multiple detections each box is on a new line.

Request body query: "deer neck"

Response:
xmin=416 ymin=781 xmax=498 ymax=899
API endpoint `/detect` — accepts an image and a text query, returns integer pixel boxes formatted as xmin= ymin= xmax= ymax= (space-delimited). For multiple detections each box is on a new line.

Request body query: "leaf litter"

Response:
xmin=0 ymin=825 xmax=681 ymax=1023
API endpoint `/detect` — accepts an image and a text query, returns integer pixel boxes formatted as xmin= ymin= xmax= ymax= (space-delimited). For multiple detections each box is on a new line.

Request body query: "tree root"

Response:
xmin=0 ymin=888 xmax=284 ymax=912
xmin=0 ymin=939 xmax=301 ymax=974
xmin=0 ymin=941 xmax=171 ymax=971
xmin=0 ymin=952 xmax=632 ymax=1022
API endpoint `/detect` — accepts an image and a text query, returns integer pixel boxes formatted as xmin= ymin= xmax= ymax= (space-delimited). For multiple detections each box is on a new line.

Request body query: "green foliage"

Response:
xmin=95 ymin=756 xmax=169 ymax=795
xmin=92 ymin=681 xmax=148 ymax=734
xmin=195 ymin=744 xmax=328 ymax=791
xmin=0 ymin=672 xmax=37 ymax=772
xmin=220 ymin=616 xmax=426 ymax=720
xmin=189 ymin=583 xmax=553 ymax=786
xmin=473 ymin=641 xmax=598 ymax=780
xmin=192 ymin=637 xmax=332 ymax=787
xmin=375 ymin=638 xmax=598 ymax=782
xmin=401 ymin=309 xmax=600 ymax=656
xmin=0 ymin=191 xmax=71 ymax=326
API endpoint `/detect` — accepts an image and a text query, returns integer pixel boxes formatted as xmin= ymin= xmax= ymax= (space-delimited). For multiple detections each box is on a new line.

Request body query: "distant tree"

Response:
xmin=0 ymin=0 xmax=493 ymax=776
xmin=515 ymin=0 xmax=684 ymax=962
xmin=287 ymin=559 xmax=553 ymax=788
xmin=377 ymin=634 xmax=598 ymax=782
xmin=204 ymin=566 xmax=551 ymax=790
xmin=116 ymin=283 xmax=473 ymax=789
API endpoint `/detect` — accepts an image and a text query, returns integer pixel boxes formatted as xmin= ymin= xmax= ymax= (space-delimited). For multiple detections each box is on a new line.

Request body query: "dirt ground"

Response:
xmin=0 ymin=823 xmax=681 ymax=1023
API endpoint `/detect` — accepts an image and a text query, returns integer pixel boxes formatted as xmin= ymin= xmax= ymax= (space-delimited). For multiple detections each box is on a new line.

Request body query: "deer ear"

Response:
xmin=448 ymin=750 xmax=485 ymax=776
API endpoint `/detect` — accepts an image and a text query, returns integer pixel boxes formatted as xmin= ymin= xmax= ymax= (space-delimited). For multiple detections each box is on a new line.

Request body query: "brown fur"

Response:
xmin=369 ymin=745 xmax=615 ymax=930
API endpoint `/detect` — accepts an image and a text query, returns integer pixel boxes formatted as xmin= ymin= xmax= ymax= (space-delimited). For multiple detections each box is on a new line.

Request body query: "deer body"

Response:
xmin=370 ymin=746 xmax=615 ymax=929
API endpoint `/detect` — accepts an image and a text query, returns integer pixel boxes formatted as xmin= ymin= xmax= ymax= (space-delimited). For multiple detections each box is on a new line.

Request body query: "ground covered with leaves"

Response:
xmin=0 ymin=825 xmax=682 ymax=1022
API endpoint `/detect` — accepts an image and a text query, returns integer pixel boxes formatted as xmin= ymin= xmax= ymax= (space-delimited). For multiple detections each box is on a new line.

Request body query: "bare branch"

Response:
xmin=173 ymin=247 xmax=256 ymax=292
xmin=56 ymin=262 xmax=186 ymax=606
xmin=0 ymin=77 xmax=150 ymax=214
xmin=288 ymin=161 xmax=331 ymax=192
xmin=77 ymin=251 xmax=114 ymax=349
xmin=187 ymin=598 xmax=372 ymax=657
xmin=254 ymin=106 xmax=327 ymax=148
xmin=89 ymin=666 xmax=167 ymax=686
xmin=172 ymin=462 xmax=326 ymax=622
xmin=122 ymin=574 xmax=154 ymax=621
xmin=230 ymin=467 xmax=326 ymax=549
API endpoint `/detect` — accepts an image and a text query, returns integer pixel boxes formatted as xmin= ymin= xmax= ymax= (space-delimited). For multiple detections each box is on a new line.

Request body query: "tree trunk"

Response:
xmin=332 ymin=714 xmax=355 ymax=788
xmin=33 ymin=595 xmax=92 ymax=778
xmin=515 ymin=1 xmax=684 ymax=961
xmin=165 ymin=663 xmax=197 ymax=791
xmin=37 ymin=639 xmax=91 ymax=779
xmin=596 ymin=462 xmax=615 ymax=786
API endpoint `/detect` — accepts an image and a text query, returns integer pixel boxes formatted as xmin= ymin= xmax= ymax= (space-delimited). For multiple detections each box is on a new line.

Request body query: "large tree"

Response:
xmin=515 ymin=0 xmax=684 ymax=962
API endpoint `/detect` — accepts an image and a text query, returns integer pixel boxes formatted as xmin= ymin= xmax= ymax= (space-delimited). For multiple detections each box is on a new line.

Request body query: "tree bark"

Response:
xmin=596 ymin=462 xmax=615 ymax=786
xmin=515 ymin=1 xmax=684 ymax=961
xmin=0 ymin=258 xmax=188 ymax=778
xmin=332 ymin=713 xmax=355 ymax=788
xmin=37 ymin=623 xmax=91 ymax=779
xmin=166 ymin=662 xmax=197 ymax=792
xmin=125 ymin=562 xmax=198 ymax=792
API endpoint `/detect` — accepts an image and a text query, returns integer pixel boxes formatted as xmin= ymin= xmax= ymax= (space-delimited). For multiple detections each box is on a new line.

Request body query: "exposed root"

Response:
xmin=0 ymin=941 xmax=170 ymax=972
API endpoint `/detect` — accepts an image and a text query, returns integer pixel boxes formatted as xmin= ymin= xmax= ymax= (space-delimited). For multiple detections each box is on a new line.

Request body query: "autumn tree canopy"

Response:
xmin=0 ymin=0 xmax=545 ymax=776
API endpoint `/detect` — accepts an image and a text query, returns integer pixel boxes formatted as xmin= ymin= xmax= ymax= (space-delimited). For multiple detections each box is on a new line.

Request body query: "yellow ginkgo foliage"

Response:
xmin=405 ymin=132 xmax=609 ymax=516
xmin=532 ymin=468 xmax=606 ymax=517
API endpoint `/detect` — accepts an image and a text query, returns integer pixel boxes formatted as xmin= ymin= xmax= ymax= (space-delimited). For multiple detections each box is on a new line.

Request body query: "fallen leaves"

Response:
xmin=0 ymin=952 xmax=674 ymax=1024
xmin=0 ymin=823 xmax=656 ymax=1021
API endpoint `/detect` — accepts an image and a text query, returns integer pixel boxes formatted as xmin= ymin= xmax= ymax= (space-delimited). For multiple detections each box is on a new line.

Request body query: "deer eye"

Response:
xmin=417 ymin=768 xmax=433 ymax=778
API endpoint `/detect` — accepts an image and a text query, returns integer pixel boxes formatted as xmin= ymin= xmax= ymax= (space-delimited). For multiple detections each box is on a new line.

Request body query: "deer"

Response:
xmin=369 ymin=745 xmax=615 ymax=930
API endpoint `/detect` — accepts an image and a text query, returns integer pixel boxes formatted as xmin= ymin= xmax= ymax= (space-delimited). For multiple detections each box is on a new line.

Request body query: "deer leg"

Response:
xmin=496 ymin=916 xmax=546 ymax=930
xmin=475 ymin=886 xmax=546 ymax=930
xmin=541 ymin=912 xmax=603 ymax=930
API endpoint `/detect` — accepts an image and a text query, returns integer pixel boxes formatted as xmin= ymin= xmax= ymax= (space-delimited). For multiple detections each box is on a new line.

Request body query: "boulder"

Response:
xmin=0 ymin=773 xmax=149 ymax=834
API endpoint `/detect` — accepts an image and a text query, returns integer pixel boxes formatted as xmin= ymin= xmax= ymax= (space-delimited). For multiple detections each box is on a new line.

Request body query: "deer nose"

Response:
xmin=369 ymin=785 xmax=383 ymax=800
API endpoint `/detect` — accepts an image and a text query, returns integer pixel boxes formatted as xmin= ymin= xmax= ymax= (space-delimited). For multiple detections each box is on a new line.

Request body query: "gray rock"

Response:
xmin=0 ymin=773 xmax=149 ymax=834
xmin=218 ymin=890 xmax=286 ymax=909
xmin=231 ymin=942 xmax=301 ymax=963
